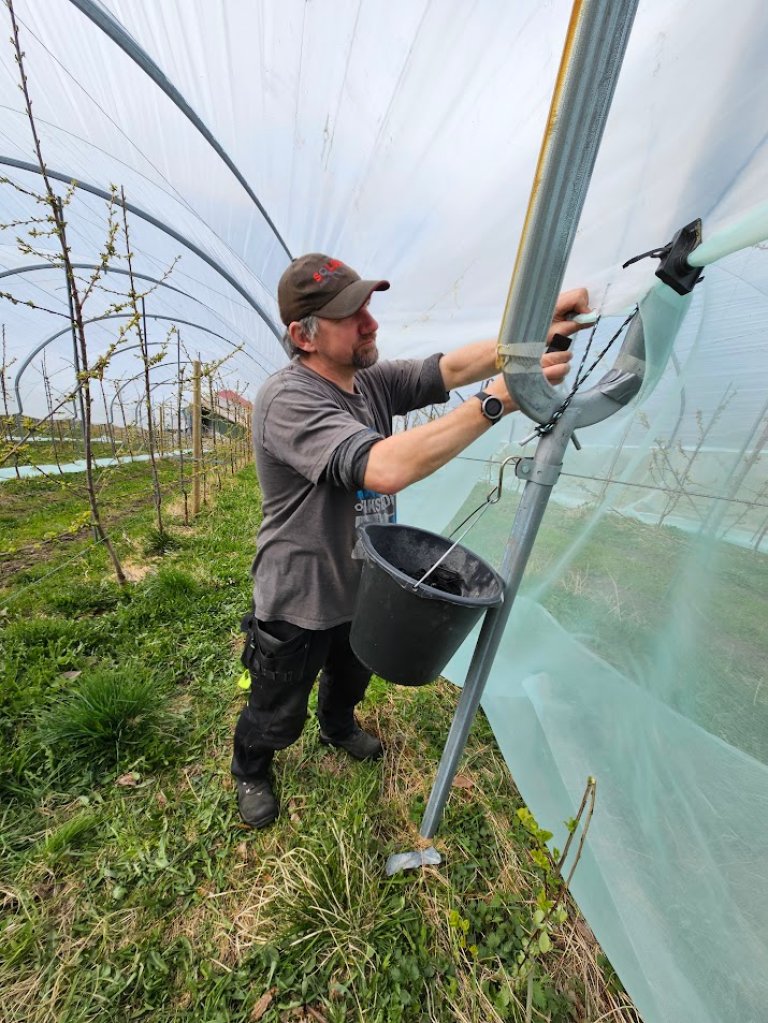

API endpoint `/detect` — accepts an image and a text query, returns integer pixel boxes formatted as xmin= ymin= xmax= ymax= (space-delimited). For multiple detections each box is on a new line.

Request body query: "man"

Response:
xmin=232 ymin=252 xmax=588 ymax=828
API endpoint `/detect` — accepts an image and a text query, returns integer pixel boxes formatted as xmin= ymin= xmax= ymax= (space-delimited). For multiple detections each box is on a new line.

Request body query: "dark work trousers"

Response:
xmin=230 ymin=615 xmax=372 ymax=781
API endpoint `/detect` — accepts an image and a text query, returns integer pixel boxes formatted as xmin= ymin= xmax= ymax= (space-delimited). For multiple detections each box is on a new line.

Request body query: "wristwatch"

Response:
xmin=474 ymin=389 xmax=504 ymax=425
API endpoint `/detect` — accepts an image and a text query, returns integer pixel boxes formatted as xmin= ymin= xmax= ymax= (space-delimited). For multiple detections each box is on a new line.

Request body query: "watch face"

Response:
xmin=484 ymin=396 xmax=503 ymax=420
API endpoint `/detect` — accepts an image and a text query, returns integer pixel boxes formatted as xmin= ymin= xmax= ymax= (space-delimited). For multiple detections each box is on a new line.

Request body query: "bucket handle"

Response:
xmin=411 ymin=455 xmax=520 ymax=590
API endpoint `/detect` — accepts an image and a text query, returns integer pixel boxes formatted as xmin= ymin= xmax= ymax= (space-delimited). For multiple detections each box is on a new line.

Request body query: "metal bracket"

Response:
xmin=385 ymin=845 xmax=442 ymax=876
xmin=515 ymin=458 xmax=562 ymax=487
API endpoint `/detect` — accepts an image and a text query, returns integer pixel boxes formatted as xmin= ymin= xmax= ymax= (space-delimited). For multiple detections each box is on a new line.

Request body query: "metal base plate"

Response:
xmin=385 ymin=845 xmax=442 ymax=876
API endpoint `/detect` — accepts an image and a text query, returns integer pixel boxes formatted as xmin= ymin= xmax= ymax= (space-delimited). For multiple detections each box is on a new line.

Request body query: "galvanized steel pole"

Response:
xmin=416 ymin=0 xmax=640 ymax=847
xmin=419 ymin=414 xmax=576 ymax=840
xmin=500 ymin=0 xmax=640 ymax=352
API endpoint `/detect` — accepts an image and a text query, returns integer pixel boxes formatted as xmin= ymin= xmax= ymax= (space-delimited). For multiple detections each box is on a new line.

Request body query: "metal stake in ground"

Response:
xmin=385 ymin=413 xmax=576 ymax=875
xmin=419 ymin=413 xmax=575 ymax=840
xmin=385 ymin=0 xmax=642 ymax=875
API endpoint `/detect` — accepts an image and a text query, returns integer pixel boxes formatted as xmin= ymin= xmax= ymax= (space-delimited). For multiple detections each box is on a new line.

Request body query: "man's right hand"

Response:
xmin=549 ymin=287 xmax=591 ymax=341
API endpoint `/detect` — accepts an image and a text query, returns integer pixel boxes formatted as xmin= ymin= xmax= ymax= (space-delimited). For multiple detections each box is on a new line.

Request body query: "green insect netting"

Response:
xmin=402 ymin=244 xmax=768 ymax=1023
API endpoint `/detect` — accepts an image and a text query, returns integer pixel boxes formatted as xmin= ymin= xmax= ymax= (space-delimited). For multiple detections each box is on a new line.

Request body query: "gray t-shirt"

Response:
xmin=251 ymin=354 xmax=449 ymax=629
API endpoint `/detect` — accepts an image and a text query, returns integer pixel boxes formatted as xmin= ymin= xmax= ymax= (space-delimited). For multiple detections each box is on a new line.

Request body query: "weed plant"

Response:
xmin=0 ymin=466 xmax=641 ymax=1023
xmin=143 ymin=526 xmax=184 ymax=556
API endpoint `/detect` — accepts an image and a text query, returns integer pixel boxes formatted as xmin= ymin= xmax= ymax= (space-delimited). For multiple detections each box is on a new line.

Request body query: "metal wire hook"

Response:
xmin=411 ymin=455 xmax=521 ymax=590
xmin=483 ymin=454 xmax=521 ymax=509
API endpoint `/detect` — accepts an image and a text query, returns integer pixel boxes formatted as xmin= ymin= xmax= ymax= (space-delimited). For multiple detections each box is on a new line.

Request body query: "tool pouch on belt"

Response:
xmin=240 ymin=613 xmax=310 ymax=684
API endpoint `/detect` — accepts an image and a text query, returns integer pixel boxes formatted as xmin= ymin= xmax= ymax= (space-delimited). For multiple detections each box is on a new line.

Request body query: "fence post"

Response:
xmin=192 ymin=359 xmax=202 ymax=516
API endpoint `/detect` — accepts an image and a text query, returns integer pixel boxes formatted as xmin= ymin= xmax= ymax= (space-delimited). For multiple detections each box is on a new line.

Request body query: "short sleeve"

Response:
xmin=260 ymin=385 xmax=372 ymax=485
xmin=362 ymin=353 xmax=449 ymax=415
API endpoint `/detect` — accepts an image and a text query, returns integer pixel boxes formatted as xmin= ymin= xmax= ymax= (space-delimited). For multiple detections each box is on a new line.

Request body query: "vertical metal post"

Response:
xmin=177 ymin=330 xmax=189 ymax=524
xmin=420 ymin=415 xmax=575 ymax=838
xmin=415 ymin=0 xmax=640 ymax=847
xmin=192 ymin=358 xmax=202 ymax=516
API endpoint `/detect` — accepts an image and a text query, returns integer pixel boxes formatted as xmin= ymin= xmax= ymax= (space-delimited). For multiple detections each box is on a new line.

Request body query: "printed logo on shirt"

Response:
xmin=352 ymin=488 xmax=396 ymax=558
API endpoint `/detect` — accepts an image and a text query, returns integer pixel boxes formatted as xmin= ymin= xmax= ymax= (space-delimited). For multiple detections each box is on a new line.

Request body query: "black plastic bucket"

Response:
xmin=350 ymin=523 xmax=504 ymax=686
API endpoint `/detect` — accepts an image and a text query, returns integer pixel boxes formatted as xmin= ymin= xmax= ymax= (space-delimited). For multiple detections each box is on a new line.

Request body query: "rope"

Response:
xmin=530 ymin=308 xmax=639 ymax=439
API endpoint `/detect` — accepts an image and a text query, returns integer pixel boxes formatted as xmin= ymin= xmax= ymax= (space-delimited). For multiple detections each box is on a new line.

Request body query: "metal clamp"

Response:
xmin=515 ymin=458 xmax=562 ymax=487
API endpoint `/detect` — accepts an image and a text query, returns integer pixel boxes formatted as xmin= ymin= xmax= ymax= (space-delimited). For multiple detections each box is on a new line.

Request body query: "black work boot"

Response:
xmin=236 ymin=776 xmax=278 ymax=829
xmin=319 ymin=722 xmax=383 ymax=761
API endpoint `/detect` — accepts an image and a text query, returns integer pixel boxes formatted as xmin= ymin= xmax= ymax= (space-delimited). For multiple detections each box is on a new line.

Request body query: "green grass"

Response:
xmin=35 ymin=667 xmax=170 ymax=776
xmin=1 ymin=436 xmax=127 ymax=467
xmin=0 ymin=457 xmax=181 ymax=554
xmin=0 ymin=464 xmax=640 ymax=1023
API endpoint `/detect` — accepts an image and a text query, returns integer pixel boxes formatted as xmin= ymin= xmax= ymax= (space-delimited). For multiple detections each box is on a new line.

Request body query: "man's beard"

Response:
xmin=352 ymin=342 xmax=379 ymax=370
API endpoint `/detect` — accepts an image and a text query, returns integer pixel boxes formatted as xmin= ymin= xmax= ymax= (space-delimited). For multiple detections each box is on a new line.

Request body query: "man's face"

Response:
xmin=313 ymin=300 xmax=379 ymax=370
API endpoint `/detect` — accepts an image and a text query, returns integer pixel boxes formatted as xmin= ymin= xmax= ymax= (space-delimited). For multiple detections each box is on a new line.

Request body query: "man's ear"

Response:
xmin=288 ymin=321 xmax=316 ymax=354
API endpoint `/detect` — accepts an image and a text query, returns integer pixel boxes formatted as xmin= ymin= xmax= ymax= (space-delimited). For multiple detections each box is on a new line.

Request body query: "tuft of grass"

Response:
xmin=266 ymin=816 xmax=423 ymax=999
xmin=14 ymin=809 xmax=104 ymax=881
xmin=46 ymin=579 xmax=130 ymax=616
xmin=143 ymin=565 xmax=203 ymax=603
xmin=0 ymin=885 xmax=42 ymax=970
xmin=36 ymin=668 xmax=167 ymax=774
xmin=143 ymin=527 xmax=184 ymax=557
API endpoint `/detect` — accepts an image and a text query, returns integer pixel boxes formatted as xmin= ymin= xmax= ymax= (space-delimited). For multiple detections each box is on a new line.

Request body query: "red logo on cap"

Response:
xmin=312 ymin=258 xmax=345 ymax=283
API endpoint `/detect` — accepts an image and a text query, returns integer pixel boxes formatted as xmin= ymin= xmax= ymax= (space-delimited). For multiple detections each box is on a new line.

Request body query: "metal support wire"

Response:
xmin=0 ymin=158 xmax=284 ymax=346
